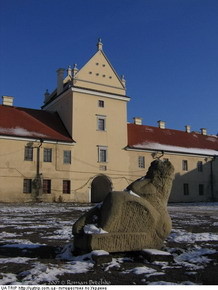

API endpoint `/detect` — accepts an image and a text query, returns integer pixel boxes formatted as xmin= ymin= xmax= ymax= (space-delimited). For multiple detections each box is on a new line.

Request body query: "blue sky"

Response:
xmin=0 ymin=0 xmax=217 ymax=134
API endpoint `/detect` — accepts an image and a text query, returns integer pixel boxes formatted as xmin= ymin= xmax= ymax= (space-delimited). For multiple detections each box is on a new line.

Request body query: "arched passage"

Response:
xmin=91 ymin=175 xmax=112 ymax=203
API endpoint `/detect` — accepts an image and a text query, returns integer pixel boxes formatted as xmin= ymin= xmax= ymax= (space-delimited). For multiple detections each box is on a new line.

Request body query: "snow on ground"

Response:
xmin=168 ymin=229 xmax=218 ymax=243
xmin=123 ymin=265 xmax=157 ymax=275
xmin=0 ymin=202 xmax=218 ymax=285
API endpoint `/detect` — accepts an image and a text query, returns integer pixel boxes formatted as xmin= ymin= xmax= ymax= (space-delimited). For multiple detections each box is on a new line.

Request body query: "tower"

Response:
xmin=42 ymin=40 xmax=131 ymax=201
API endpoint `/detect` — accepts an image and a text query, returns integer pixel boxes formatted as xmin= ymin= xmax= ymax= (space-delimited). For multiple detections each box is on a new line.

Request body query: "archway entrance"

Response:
xmin=91 ymin=175 xmax=112 ymax=203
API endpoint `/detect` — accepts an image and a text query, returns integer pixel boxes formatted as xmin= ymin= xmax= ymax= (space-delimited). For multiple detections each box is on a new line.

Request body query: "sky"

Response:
xmin=0 ymin=0 xmax=218 ymax=135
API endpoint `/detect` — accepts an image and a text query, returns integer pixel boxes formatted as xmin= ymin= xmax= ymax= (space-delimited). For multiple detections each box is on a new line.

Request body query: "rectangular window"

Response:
xmin=197 ymin=161 xmax=203 ymax=172
xmin=98 ymin=118 xmax=105 ymax=131
xmin=23 ymin=179 xmax=32 ymax=193
xmin=182 ymin=160 xmax=188 ymax=171
xmin=24 ymin=146 xmax=33 ymax=161
xmin=44 ymin=148 xmax=52 ymax=162
xmin=98 ymin=100 xmax=104 ymax=107
xmin=63 ymin=180 xmax=71 ymax=194
xmin=43 ymin=179 xmax=51 ymax=194
xmin=183 ymin=183 xmax=189 ymax=195
xmin=63 ymin=150 xmax=71 ymax=164
xmin=199 ymin=184 xmax=204 ymax=195
xmin=138 ymin=156 xmax=145 ymax=168
xmin=98 ymin=146 xmax=107 ymax=163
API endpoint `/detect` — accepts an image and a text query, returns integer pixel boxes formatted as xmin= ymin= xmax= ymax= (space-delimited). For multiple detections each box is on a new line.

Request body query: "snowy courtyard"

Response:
xmin=0 ymin=202 xmax=218 ymax=285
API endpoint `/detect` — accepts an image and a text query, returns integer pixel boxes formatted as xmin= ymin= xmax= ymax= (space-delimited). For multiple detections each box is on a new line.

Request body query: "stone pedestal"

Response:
xmin=141 ymin=249 xmax=174 ymax=262
xmin=74 ymin=232 xmax=164 ymax=253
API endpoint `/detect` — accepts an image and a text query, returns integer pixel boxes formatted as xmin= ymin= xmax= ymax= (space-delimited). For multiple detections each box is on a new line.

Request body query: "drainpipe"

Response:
xmin=36 ymin=140 xmax=43 ymax=177
xmin=210 ymin=156 xmax=216 ymax=202
xmin=35 ymin=139 xmax=43 ymax=199
xmin=28 ymin=139 xmax=43 ymax=201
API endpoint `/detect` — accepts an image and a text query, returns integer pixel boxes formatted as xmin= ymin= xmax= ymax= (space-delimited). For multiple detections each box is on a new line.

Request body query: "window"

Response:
xmin=63 ymin=180 xmax=71 ymax=194
xmin=24 ymin=146 xmax=33 ymax=161
xmin=98 ymin=118 xmax=105 ymax=131
xmin=44 ymin=148 xmax=52 ymax=162
xmin=197 ymin=161 xmax=203 ymax=172
xmin=63 ymin=150 xmax=71 ymax=164
xmin=183 ymin=183 xmax=189 ymax=195
xmin=138 ymin=156 xmax=145 ymax=168
xmin=43 ymin=179 xmax=51 ymax=194
xmin=98 ymin=100 xmax=104 ymax=107
xmin=199 ymin=184 xmax=204 ymax=195
xmin=98 ymin=146 xmax=107 ymax=163
xmin=97 ymin=115 xmax=106 ymax=131
xmin=182 ymin=160 xmax=188 ymax=171
xmin=23 ymin=179 xmax=32 ymax=193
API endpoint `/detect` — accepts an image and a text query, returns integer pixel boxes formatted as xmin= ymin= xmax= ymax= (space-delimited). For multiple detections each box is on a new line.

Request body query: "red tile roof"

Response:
xmin=127 ymin=123 xmax=218 ymax=156
xmin=0 ymin=105 xmax=74 ymax=143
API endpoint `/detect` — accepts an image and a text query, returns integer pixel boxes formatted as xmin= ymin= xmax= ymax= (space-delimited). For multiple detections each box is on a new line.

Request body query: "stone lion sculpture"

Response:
xmin=72 ymin=159 xmax=174 ymax=253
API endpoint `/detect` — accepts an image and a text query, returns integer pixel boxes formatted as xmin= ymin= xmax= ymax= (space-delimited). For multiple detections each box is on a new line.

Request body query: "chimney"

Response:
xmin=44 ymin=89 xmax=50 ymax=104
xmin=158 ymin=120 xmax=166 ymax=129
xmin=185 ymin=125 xmax=191 ymax=133
xmin=133 ymin=117 xmax=143 ymax=125
xmin=2 ymin=96 xmax=14 ymax=106
xmin=56 ymin=68 xmax=65 ymax=95
xmin=200 ymin=128 xmax=207 ymax=135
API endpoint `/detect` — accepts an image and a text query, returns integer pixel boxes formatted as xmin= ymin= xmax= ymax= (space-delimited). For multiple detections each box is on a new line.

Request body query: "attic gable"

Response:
xmin=72 ymin=40 xmax=126 ymax=96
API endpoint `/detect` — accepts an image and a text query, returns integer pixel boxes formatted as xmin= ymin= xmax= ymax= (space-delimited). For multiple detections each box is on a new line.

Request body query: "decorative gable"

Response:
xmin=72 ymin=40 xmax=126 ymax=96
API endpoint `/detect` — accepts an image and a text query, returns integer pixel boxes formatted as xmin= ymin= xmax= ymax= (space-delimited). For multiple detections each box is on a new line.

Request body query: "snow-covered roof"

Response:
xmin=127 ymin=123 xmax=218 ymax=156
xmin=0 ymin=105 xmax=74 ymax=143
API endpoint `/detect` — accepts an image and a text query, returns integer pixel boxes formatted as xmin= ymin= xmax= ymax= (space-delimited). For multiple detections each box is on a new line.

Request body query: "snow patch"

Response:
xmin=83 ymin=224 xmax=108 ymax=234
xmin=175 ymin=248 xmax=216 ymax=264
xmin=134 ymin=142 xmax=218 ymax=156
xmin=18 ymin=257 xmax=94 ymax=284
xmin=56 ymin=243 xmax=74 ymax=260
xmin=0 ymin=273 xmax=18 ymax=285
xmin=0 ymin=243 xmax=44 ymax=249
xmin=142 ymin=249 xmax=172 ymax=256
xmin=168 ymin=229 xmax=218 ymax=243
xmin=0 ymin=257 xmax=35 ymax=264
xmin=91 ymin=250 xmax=109 ymax=256
xmin=104 ymin=258 xmax=121 ymax=271
xmin=129 ymin=190 xmax=141 ymax=198
xmin=0 ymin=232 xmax=21 ymax=239
xmin=124 ymin=266 xmax=157 ymax=275
xmin=46 ymin=226 xmax=72 ymax=240
xmin=0 ymin=126 xmax=47 ymax=138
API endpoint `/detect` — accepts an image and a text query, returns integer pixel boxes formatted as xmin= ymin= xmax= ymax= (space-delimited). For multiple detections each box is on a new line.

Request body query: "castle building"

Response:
xmin=0 ymin=40 xmax=218 ymax=203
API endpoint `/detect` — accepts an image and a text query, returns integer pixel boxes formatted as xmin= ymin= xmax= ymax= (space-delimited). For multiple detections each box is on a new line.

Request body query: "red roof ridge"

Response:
xmin=128 ymin=122 xmax=218 ymax=139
